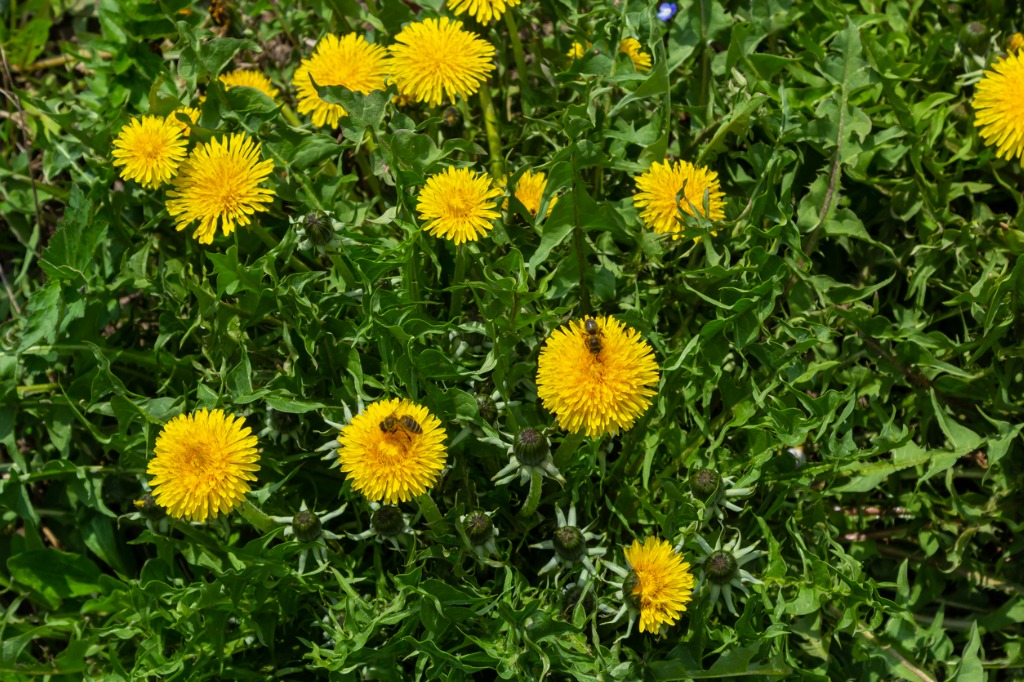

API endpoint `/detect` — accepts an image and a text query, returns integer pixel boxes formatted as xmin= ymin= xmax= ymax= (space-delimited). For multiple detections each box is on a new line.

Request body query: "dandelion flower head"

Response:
xmin=389 ymin=18 xmax=496 ymax=107
xmin=633 ymin=159 xmax=726 ymax=238
xmin=147 ymin=408 xmax=260 ymax=523
xmin=624 ymin=537 xmax=695 ymax=634
xmin=620 ymin=38 xmax=652 ymax=72
xmin=165 ymin=133 xmax=275 ymax=245
xmin=111 ymin=115 xmax=187 ymax=188
xmin=417 ymin=166 xmax=501 ymax=244
xmin=219 ymin=69 xmax=281 ymax=100
xmin=536 ymin=316 xmax=660 ymax=437
xmin=447 ymin=0 xmax=521 ymax=24
xmin=503 ymin=169 xmax=557 ymax=218
xmin=973 ymin=50 xmax=1024 ymax=161
xmin=1009 ymin=32 xmax=1024 ymax=53
xmin=292 ymin=34 xmax=390 ymax=128
xmin=335 ymin=398 xmax=448 ymax=504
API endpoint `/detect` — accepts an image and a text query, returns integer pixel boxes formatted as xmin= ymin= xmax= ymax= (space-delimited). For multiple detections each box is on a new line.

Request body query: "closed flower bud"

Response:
xmin=959 ymin=22 xmax=988 ymax=53
xmin=371 ymin=505 xmax=406 ymax=537
xmin=302 ymin=211 xmax=334 ymax=246
xmin=464 ymin=511 xmax=494 ymax=545
xmin=622 ymin=571 xmax=642 ymax=608
xmin=476 ymin=394 xmax=497 ymax=423
xmin=514 ymin=428 xmax=550 ymax=466
xmin=705 ymin=550 xmax=739 ymax=584
xmin=552 ymin=526 xmax=586 ymax=561
xmin=690 ymin=469 xmax=720 ymax=500
xmin=292 ymin=510 xmax=322 ymax=543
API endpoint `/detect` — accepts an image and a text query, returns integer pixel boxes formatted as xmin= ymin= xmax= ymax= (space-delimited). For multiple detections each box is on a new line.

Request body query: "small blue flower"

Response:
xmin=657 ymin=2 xmax=678 ymax=21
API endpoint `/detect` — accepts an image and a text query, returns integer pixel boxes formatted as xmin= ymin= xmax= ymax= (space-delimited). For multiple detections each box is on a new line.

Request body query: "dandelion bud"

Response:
xmin=690 ymin=469 xmax=721 ymax=500
xmin=464 ymin=511 xmax=494 ymax=545
xmin=371 ymin=505 xmax=406 ymax=537
xmin=705 ymin=550 xmax=738 ymax=584
xmin=302 ymin=211 xmax=334 ymax=246
xmin=476 ymin=394 xmax=497 ymax=423
xmin=514 ymin=428 xmax=549 ymax=466
xmin=552 ymin=526 xmax=586 ymax=561
xmin=292 ymin=510 xmax=322 ymax=543
xmin=959 ymin=22 xmax=988 ymax=53
xmin=622 ymin=571 xmax=642 ymax=608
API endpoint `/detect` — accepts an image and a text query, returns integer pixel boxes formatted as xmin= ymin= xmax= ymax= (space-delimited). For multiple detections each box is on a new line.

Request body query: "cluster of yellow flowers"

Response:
xmin=146 ymin=312 xmax=692 ymax=633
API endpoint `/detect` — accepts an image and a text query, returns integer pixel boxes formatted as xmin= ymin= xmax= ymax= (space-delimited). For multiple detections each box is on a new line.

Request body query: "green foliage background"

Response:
xmin=2 ymin=0 xmax=1023 ymax=679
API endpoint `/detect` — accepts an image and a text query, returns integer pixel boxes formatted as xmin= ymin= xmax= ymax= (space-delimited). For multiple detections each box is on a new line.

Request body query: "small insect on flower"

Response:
xmin=583 ymin=317 xmax=603 ymax=355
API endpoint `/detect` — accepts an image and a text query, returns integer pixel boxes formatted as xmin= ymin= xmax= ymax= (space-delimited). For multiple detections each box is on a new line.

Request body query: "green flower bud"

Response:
xmin=301 ymin=211 xmax=334 ymax=246
xmin=464 ymin=511 xmax=494 ymax=545
xmin=292 ymin=510 xmax=322 ymax=543
xmin=552 ymin=526 xmax=586 ymax=562
xmin=476 ymin=394 xmax=497 ymax=423
xmin=371 ymin=506 xmax=406 ymax=537
xmin=514 ymin=428 xmax=550 ymax=466
xmin=622 ymin=571 xmax=642 ymax=608
xmin=705 ymin=550 xmax=738 ymax=584
xmin=690 ymin=469 xmax=721 ymax=500
xmin=958 ymin=22 xmax=988 ymax=53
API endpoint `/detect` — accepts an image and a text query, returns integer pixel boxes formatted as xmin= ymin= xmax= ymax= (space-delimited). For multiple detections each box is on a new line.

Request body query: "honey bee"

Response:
xmin=379 ymin=413 xmax=422 ymax=437
xmin=583 ymin=317 xmax=603 ymax=354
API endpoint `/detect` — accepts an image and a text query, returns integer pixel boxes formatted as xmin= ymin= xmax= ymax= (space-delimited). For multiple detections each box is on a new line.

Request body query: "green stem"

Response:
xmin=571 ymin=150 xmax=591 ymax=314
xmin=448 ymin=245 xmax=468 ymax=320
xmin=354 ymin=152 xmax=382 ymax=205
xmin=518 ymin=469 xmax=544 ymax=519
xmin=416 ymin=494 xmax=447 ymax=533
xmin=552 ymin=430 xmax=587 ymax=471
xmin=281 ymin=104 xmax=302 ymax=127
xmin=503 ymin=11 xmax=530 ymax=113
xmin=16 ymin=383 xmax=58 ymax=397
xmin=237 ymin=498 xmax=277 ymax=533
xmin=478 ymin=87 xmax=504 ymax=180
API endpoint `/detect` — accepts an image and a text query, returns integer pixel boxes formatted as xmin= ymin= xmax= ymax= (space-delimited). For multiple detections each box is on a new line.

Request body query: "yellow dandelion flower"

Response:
xmin=147 ymin=408 xmax=260 ymax=523
xmin=111 ymin=115 xmax=187 ymax=188
xmin=165 ymin=133 xmax=275 ymax=245
xmin=335 ymin=398 xmax=448 ymax=504
xmin=567 ymin=41 xmax=591 ymax=59
xmin=633 ymin=159 xmax=726 ymax=238
xmin=389 ymin=17 xmax=496 ymax=107
xmin=502 ymin=169 xmax=557 ymax=218
xmin=447 ymin=0 xmax=521 ymax=23
xmin=292 ymin=34 xmax=390 ymax=128
xmin=165 ymin=106 xmax=201 ymax=137
xmin=536 ymin=316 xmax=660 ymax=437
xmin=219 ymin=68 xmax=280 ymax=100
xmin=624 ymin=537 xmax=695 ymax=634
xmin=417 ymin=166 xmax=501 ymax=244
xmin=1008 ymin=32 xmax=1024 ymax=53
xmin=620 ymin=38 xmax=652 ymax=72
xmin=973 ymin=51 xmax=1024 ymax=161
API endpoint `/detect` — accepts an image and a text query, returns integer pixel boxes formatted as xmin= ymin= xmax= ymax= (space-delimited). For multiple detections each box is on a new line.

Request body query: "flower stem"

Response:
xmin=571 ymin=150 xmax=591 ymax=314
xmin=238 ymin=498 xmax=277 ymax=534
xmin=518 ymin=469 xmax=543 ymax=519
xmin=503 ymin=11 xmax=530 ymax=113
xmin=478 ymin=87 xmax=504 ymax=180
xmin=416 ymin=494 xmax=447 ymax=533
xmin=281 ymin=104 xmax=303 ymax=127
xmin=552 ymin=430 xmax=587 ymax=471
xmin=448 ymin=245 xmax=468 ymax=320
